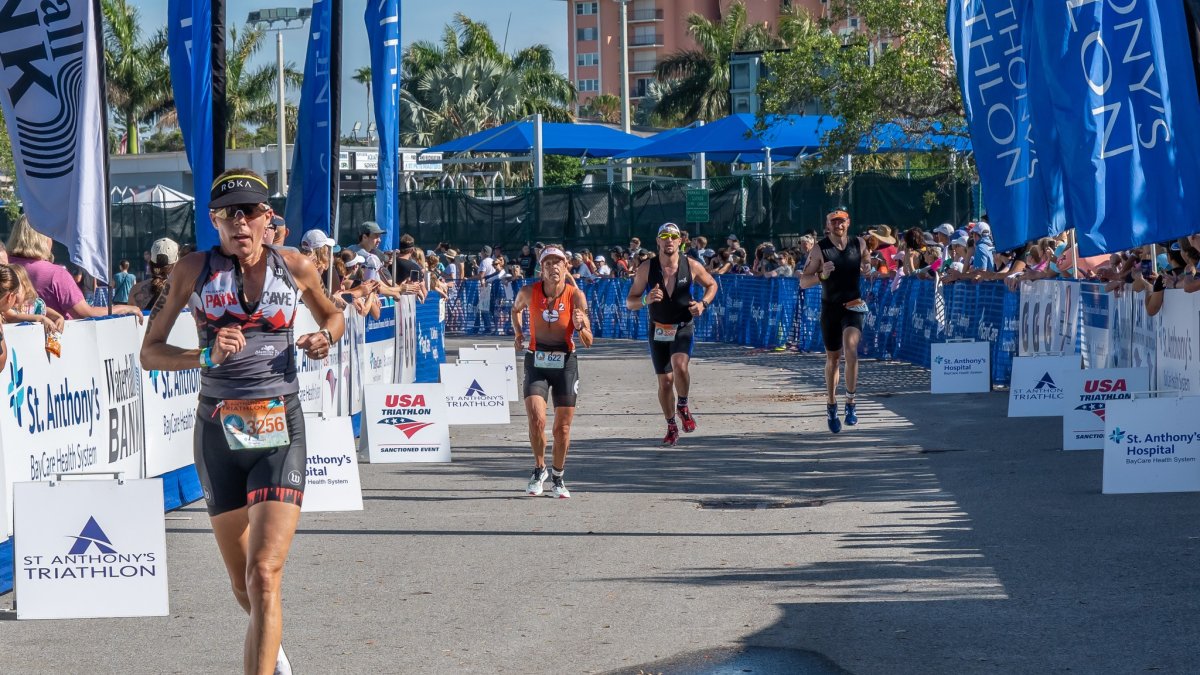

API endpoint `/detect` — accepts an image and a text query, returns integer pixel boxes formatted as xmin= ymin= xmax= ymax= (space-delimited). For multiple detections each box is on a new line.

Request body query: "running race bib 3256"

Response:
xmin=653 ymin=322 xmax=679 ymax=342
xmin=533 ymin=350 xmax=567 ymax=369
xmin=219 ymin=398 xmax=290 ymax=450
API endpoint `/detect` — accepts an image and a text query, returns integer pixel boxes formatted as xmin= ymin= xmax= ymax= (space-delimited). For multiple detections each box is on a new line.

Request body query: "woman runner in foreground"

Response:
xmin=141 ymin=169 xmax=344 ymax=675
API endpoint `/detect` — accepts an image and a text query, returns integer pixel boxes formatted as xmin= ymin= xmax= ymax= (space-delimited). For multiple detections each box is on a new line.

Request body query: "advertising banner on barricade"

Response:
xmin=293 ymin=305 xmax=337 ymax=414
xmin=96 ymin=317 xmax=147 ymax=483
xmin=300 ymin=415 xmax=363 ymax=511
xmin=1079 ymin=284 xmax=1112 ymax=369
xmin=338 ymin=307 xmax=365 ymax=417
xmin=364 ymin=384 xmax=451 ymax=463
xmin=140 ymin=313 xmax=202 ymax=477
xmin=1155 ymin=290 xmax=1199 ymax=396
xmin=360 ymin=303 xmax=397 ymax=390
xmin=14 ymin=478 xmax=168 ymax=619
xmin=1132 ymin=296 xmax=1159 ymax=391
xmin=1008 ymin=355 xmax=1080 ymax=417
xmin=1062 ymin=368 xmax=1148 ymax=450
xmin=1107 ymin=288 xmax=1134 ymax=369
xmin=931 ymin=341 xmax=991 ymax=394
xmin=458 ymin=345 xmax=519 ymax=402
xmin=1019 ymin=281 xmax=1080 ymax=357
xmin=0 ymin=321 xmax=143 ymax=534
xmin=440 ymin=362 xmax=510 ymax=425
xmin=397 ymin=296 xmax=418 ymax=384
xmin=1104 ymin=397 xmax=1200 ymax=494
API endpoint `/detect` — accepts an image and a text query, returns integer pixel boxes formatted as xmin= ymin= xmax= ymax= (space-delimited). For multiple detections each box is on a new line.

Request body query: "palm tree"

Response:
xmin=223 ymin=26 xmax=302 ymax=149
xmin=352 ymin=66 xmax=372 ymax=141
xmin=653 ymin=0 xmax=774 ymax=123
xmin=101 ymin=0 xmax=174 ymax=154
xmin=400 ymin=13 xmax=575 ymax=146
xmin=580 ymin=93 xmax=622 ymax=124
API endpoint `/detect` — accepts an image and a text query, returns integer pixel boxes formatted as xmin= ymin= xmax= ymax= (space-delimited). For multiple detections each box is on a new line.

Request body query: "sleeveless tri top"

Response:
xmin=647 ymin=255 xmax=694 ymax=325
xmin=188 ymin=246 xmax=300 ymax=400
xmin=529 ymin=282 xmax=575 ymax=352
xmin=818 ymin=236 xmax=863 ymax=305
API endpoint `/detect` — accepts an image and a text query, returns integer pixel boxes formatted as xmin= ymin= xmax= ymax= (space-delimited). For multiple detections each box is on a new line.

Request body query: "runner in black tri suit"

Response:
xmin=626 ymin=223 xmax=719 ymax=446
xmin=141 ymin=169 xmax=344 ymax=675
xmin=800 ymin=208 xmax=871 ymax=433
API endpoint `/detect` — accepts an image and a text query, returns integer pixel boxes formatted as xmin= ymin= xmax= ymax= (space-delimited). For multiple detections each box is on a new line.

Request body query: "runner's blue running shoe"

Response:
xmin=827 ymin=403 xmax=842 ymax=434
xmin=845 ymin=402 xmax=858 ymax=427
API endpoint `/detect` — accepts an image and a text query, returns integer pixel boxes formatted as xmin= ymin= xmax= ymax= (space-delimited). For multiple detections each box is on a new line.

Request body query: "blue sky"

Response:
xmin=127 ymin=1 xmax=569 ymax=135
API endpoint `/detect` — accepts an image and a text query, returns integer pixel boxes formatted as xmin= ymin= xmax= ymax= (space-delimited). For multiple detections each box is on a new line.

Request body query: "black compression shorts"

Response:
xmin=194 ymin=392 xmax=306 ymax=516
xmin=820 ymin=302 xmax=865 ymax=353
xmin=523 ymin=351 xmax=580 ymax=408
xmin=647 ymin=321 xmax=695 ymax=375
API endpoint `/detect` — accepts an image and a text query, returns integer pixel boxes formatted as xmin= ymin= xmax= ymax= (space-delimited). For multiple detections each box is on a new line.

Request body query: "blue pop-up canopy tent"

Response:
xmin=423 ymin=119 xmax=646 ymax=158
xmin=613 ymin=114 xmax=836 ymax=163
xmin=615 ymin=114 xmax=971 ymax=162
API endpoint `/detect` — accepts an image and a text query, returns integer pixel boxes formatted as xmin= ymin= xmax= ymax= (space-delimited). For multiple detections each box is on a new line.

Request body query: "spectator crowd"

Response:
xmin=1 ymin=210 xmax=1197 ymax=347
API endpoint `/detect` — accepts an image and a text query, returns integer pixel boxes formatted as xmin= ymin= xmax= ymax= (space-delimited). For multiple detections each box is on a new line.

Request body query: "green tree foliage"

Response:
xmin=542 ymin=155 xmax=585 ymax=187
xmin=101 ymin=0 xmax=174 ymax=154
xmin=760 ymin=0 xmax=965 ymax=164
xmin=224 ymin=26 xmax=302 ymax=149
xmin=401 ymin=14 xmax=575 ymax=147
xmin=579 ymin=93 xmax=622 ymax=124
xmin=654 ymin=0 xmax=774 ymax=123
xmin=142 ymin=128 xmax=185 ymax=153
xmin=0 ymin=109 xmax=18 ymax=219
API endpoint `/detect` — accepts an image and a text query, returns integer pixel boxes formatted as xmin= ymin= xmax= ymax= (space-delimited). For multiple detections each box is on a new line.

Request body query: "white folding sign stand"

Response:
xmin=458 ymin=344 xmax=519 ymax=402
xmin=11 ymin=472 xmax=169 ymax=620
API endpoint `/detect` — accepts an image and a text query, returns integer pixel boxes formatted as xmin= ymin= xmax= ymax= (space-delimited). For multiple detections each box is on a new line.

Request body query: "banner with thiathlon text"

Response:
xmin=947 ymin=0 xmax=1066 ymax=250
xmin=0 ymin=0 xmax=109 ymax=280
xmin=1024 ymin=1 xmax=1200 ymax=255
xmin=365 ymin=0 xmax=401 ymax=248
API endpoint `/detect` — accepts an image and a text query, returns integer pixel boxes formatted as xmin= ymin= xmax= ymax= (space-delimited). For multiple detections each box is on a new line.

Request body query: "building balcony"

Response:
xmin=629 ymin=33 xmax=664 ymax=47
xmin=630 ymin=9 xmax=664 ymax=22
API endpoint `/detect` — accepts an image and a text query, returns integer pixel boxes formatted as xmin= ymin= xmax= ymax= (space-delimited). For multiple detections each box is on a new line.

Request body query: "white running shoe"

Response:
xmin=526 ymin=466 xmax=549 ymax=496
xmin=551 ymin=474 xmax=571 ymax=499
xmin=274 ymin=644 xmax=292 ymax=675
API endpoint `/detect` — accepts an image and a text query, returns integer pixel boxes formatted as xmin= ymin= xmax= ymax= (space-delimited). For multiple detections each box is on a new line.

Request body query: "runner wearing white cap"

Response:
xmin=511 ymin=245 xmax=593 ymax=498
xmin=625 ymin=223 xmax=719 ymax=447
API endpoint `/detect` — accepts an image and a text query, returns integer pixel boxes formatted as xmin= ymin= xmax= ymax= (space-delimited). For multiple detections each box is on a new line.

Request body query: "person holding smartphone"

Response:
xmin=393 ymin=234 xmax=428 ymax=301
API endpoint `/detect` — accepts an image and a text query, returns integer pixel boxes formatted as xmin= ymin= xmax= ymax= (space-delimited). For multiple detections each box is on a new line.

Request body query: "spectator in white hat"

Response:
xmin=971 ymin=222 xmax=996 ymax=272
xmin=594 ymin=255 xmax=612 ymax=277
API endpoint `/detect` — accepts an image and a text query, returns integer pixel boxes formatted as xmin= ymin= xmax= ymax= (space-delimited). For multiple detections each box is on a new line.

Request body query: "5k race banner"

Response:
xmin=0 ymin=0 xmax=110 ymax=280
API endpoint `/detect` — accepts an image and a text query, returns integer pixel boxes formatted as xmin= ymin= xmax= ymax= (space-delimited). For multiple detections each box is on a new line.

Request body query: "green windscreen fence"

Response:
xmin=0 ymin=171 xmax=974 ymax=275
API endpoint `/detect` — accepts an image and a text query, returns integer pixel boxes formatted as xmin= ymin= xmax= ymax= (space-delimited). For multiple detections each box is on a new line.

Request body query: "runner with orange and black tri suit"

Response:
xmin=626 ymin=223 xmax=719 ymax=447
xmin=511 ymin=245 xmax=593 ymax=498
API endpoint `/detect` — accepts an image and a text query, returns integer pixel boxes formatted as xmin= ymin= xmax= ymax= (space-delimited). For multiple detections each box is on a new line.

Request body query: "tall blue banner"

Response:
xmin=1025 ymin=1 xmax=1200 ymax=256
xmin=167 ymin=0 xmax=216 ymax=250
xmin=366 ymin=0 xmax=401 ymax=251
xmin=947 ymin=0 xmax=1066 ymax=252
xmin=285 ymin=0 xmax=334 ymax=239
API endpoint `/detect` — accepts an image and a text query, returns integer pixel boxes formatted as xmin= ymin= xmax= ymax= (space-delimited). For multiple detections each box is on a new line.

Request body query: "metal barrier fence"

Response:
xmin=444 ymin=275 xmax=1018 ymax=385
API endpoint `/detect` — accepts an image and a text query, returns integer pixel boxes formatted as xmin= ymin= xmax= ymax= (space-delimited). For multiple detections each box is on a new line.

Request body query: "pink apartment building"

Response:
xmin=566 ymin=0 xmax=831 ymax=112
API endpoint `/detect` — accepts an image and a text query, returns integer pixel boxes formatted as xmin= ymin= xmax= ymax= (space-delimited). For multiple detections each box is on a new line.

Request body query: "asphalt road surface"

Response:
xmin=2 ymin=338 xmax=1197 ymax=674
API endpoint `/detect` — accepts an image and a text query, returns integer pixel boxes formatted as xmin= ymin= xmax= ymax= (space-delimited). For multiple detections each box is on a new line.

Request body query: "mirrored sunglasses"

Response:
xmin=212 ymin=203 xmax=270 ymax=221
xmin=658 ymin=233 xmax=680 ymax=240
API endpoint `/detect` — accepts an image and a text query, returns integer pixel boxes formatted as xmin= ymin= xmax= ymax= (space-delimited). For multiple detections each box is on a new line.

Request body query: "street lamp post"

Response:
xmin=248 ymin=7 xmax=312 ymax=196
xmin=613 ymin=0 xmax=632 ymax=184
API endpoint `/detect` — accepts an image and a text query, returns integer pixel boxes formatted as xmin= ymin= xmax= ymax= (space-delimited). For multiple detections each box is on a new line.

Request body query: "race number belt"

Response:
xmin=653 ymin=322 xmax=680 ymax=342
xmin=533 ymin=350 xmax=568 ymax=370
xmin=217 ymin=398 xmax=290 ymax=450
